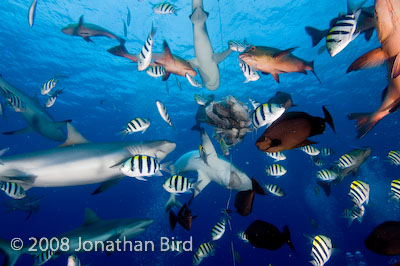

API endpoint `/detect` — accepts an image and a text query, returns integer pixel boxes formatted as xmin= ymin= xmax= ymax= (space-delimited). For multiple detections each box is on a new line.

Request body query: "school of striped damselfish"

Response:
xmin=1 ymin=0 xmax=400 ymax=265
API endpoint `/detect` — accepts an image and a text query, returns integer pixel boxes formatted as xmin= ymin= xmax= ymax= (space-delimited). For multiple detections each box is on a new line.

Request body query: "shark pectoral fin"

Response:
xmin=194 ymin=170 xmax=211 ymax=197
xmin=2 ymin=126 xmax=32 ymax=135
xmin=200 ymin=129 xmax=218 ymax=161
xmin=212 ymin=49 xmax=232 ymax=64
xmin=188 ymin=58 xmax=200 ymax=69
xmin=83 ymin=208 xmax=101 ymax=226
xmin=92 ymin=177 xmax=123 ymax=195
xmin=271 ymin=73 xmax=280 ymax=83
xmin=60 ymin=122 xmax=90 ymax=147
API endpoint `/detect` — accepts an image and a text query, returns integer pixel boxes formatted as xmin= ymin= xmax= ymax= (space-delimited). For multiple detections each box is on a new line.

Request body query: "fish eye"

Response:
xmin=250 ymin=46 xmax=255 ymax=51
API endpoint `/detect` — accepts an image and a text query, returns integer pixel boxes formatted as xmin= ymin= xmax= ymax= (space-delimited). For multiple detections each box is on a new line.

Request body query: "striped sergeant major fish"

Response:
xmin=34 ymin=250 xmax=54 ymax=266
xmin=198 ymin=144 xmax=209 ymax=165
xmin=5 ymin=92 xmax=25 ymax=112
xmin=0 ymin=181 xmax=26 ymax=199
xmin=196 ymin=242 xmax=215 ymax=259
xmin=312 ymin=156 xmax=324 ymax=167
xmin=343 ymin=204 xmax=365 ymax=226
xmin=228 ymin=40 xmax=250 ymax=53
xmin=239 ymin=59 xmax=260 ymax=83
xmin=162 ymin=175 xmax=197 ymax=194
xmin=316 ymin=169 xmax=338 ymax=182
xmin=301 ymin=145 xmax=320 ymax=156
xmin=320 ymin=147 xmax=334 ymax=157
xmin=138 ymin=23 xmax=157 ymax=71
xmin=349 ymin=180 xmax=370 ymax=207
xmin=336 ymin=153 xmax=357 ymax=169
xmin=45 ymin=88 xmax=64 ymax=108
xmin=265 ymin=183 xmax=285 ymax=197
xmin=326 ymin=9 xmax=362 ymax=57
xmin=146 ymin=66 xmax=166 ymax=78
xmin=67 ymin=254 xmax=81 ymax=266
xmin=121 ymin=118 xmax=151 ymax=135
xmin=388 ymin=150 xmax=400 ymax=165
xmin=153 ymin=2 xmax=179 ymax=15
xmin=156 ymin=100 xmax=174 ymax=128
xmin=391 ymin=179 xmax=400 ymax=204
xmin=185 ymin=73 xmax=202 ymax=88
xmin=211 ymin=219 xmax=226 ymax=241
xmin=40 ymin=78 xmax=58 ymax=95
xmin=265 ymin=151 xmax=286 ymax=162
xmin=266 ymin=164 xmax=287 ymax=177
xmin=310 ymin=235 xmax=333 ymax=266
xmin=193 ymin=253 xmax=203 ymax=266
xmin=119 ymin=155 xmax=170 ymax=181
xmin=28 ymin=0 xmax=38 ymax=28
xmin=252 ymin=103 xmax=285 ymax=129
xmin=237 ymin=231 xmax=248 ymax=243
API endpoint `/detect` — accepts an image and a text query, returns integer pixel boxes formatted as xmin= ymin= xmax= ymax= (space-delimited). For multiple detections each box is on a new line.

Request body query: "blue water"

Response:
xmin=1 ymin=0 xmax=400 ymax=265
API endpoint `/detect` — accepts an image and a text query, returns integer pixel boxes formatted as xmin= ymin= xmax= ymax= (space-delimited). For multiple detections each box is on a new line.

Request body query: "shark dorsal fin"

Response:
xmin=60 ymin=123 xmax=90 ymax=147
xmin=200 ymin=129 xmax=218 ymax=161
xmin=83 ymin=208 xmax=100 ymax=226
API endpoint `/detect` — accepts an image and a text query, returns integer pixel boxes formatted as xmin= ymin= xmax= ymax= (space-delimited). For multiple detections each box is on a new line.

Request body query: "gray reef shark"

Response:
xmin=0 ymin=123 xmax=176 ymax=194
xmin=189 ymin=0 xmax=232 ymax=91
xmin=172 ymin=129 xmax=252 ymax=198
xmin=0 ymin=208 xmax=154 ymax=266
xmin=0 ymin=75 xmax=69 ymax=142
xmin=62 ymin=16 xmax=125 ymax=44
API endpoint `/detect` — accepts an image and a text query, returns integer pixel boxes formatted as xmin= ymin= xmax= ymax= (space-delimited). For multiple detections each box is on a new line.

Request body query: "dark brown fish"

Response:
xmin=267 ymin=91 xmax=296 ymax=111
xmin=234 ymin=178 xmax=266 ymax=216
xmin=169 ymin=204 xmax=197 ymax=231
xmin=245 ymin=220 xmax=295 ymax=252
xmin=256 ymin=106 xmax=335 ymax=153
xmin=365 ymin=221 xmax=400 ymax=255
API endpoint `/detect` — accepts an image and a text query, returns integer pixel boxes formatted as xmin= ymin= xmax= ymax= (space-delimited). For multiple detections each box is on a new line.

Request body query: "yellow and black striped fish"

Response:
xmin=120 ymin=155 xmax=169 ymax=181
xmin=196 ymin=242 xmax=215 ymax=258
xmin=316 ymin=169 xmax=338 ymax=182
xmin=310 ymin=235 xmax=332 ymax=266
xmin=391 ymin=179 xmax=400 ymax=203
xmin=266 ymin=164 xmax=287 ymax=177
xmin=265 ymin=183 xmax=285 ymax=197
xmin=162 ymin=175 xmax=195 ymax=194
xmin=211 ymin=219 xmax=226 ymax=241
xmin=193 ymin=253 xmax=203 ymax=266
xmin=336 ymin=154 xmax=357 ymax=169
xmin=146 ymin=66 xmax=166 ymax=78
xmin=349 ymin=180 xmax=370 ymax=207
xmin=320 ymin=147 xmax=334 ymax=157
xmin=237 ymin=231 xmax=248 ymax=243
xmin=0 ymin=181 xmax=26 ymax=199
xmin=34 ymin=250 xmax=54 ymax=266
xmin=301 ymin=145 xmax=320 ymax=156
xmin=121 ymin=118 xmax=151 ymax=135
xmin=343 ymin=204 xmax=365 ymax=226
xmin=388 ymin=150 xmax=400 ymax=165
xmin=265 ymin=151 xmax=286 ymax=161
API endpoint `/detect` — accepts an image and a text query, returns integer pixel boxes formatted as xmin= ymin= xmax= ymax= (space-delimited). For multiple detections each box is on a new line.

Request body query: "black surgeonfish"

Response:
xmin=169 ymin=204 xmax=197 ymax=231
xmin=234 ymin=178 xmax=266 ymax=216
xmin=245 ymin=220 xmax=295 ymax=252
xmin=256 ymin=106 xmax=335 ymax=153
xmin=365 ymin=221 xmax=400 ymax=255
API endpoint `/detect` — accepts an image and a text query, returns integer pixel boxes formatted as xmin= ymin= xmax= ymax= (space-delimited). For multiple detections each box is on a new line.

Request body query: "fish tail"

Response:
xmin=251 ymin=178 xmax=266 ymax=195
xmin=283 ymin=225 xmax=296 ymax=252
xmin=304 ymin=27 xmax=327 ymax=47
xmin=322 ymin=106 xmax=335 ymax=133
xmin=169 ymin=210 xmax=178 ymax=230
xmin=348 ymin=112 xmax=381 ymax=139
xmin=191 ymin=122 xmax=202 ymax=131
xmin=0 ymin=238 xmax=23 ymax=266
xmin=107 ymin=43 xmax=129 ymax=58
xmin=165 ymin=194 xmax=182 ymax=212
xmin=160 ymin=161 xmax=173 ymax=174
xmin=308 ymin=60 xmax=322 ymax=83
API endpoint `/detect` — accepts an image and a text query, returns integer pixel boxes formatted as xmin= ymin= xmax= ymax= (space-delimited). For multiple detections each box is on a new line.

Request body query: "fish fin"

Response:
xmin=347 ymin=0 xmax=367 ymax=13
xmin=390 ymin=54 xmax=400 ymax=79
xmin=54 ymin=119 xmax=72 ymax=129
xmin=60 ymin=122 xmax=89 ymax=147
xmin=347 ymin=112 xmax=378 ymax=138
xmin=271 ymin=73 xmax=280 ymax=83
xmin=25 ymin=209 xmax=33 ymax=221
xmin=381 ymin=86 xmax=389 ymax=102
xmin=162 ymin=71 xmax=171 ymax=81
xmin=91 ymin=177 xmax=123 ymax=195
xmin=251 ymin=178 xmax=266 ymax=195
xmin=274 ymin=47 xmax=297 ymax=59
xmin=389 ymin=100 xmax=400 ymax=113
xmin=175 ymin=75 xmax=182 ymax=90
xmin=165 ymin=194 xmax=183 ymax=212
xmin=323 ymin=106 xmax=335 ymax=133
xmin=0 ymin=238 xmax=23 ymax=266
xmin=169 ymin=210 xmax=177 ymax=230
xmin=308 ymin=61 xmax=322 ymax=83
xmin=188 ymin=58 xmax=200 ymax=69
xmin=194 ymin=170 xmax=212 ymax=198
xmin=2 ymin=127 xmax=32 ymax=135
xmin=212 ymin=49 xmax=232 ymax=64
xmin=83 ymin=36 xmax=94 ymax=43
xmin=293 ymin=139 xmax=317 ymax=149
xmin=270 ymin=139 xmax=281 ymax=147
xmin=0 ymin=147 xmax=9 ymax=165
xmin=83 ymin=208 xmax=101 ymax=226
xmin=200 ymin=129 xmax=218 ymax=162
xmin=347 ymin=47 xmax=387 ymax=73
xmin=191 ymin=122 xmax=202 ymax=131
xmin=352 ymin=166 xmax=360 ymax=177
xmin=364 ymin=28 xmax=374 ymax=41
xmin=135 ymin=176 xmax=148 ymax=181
xmin=283 ymin=225 xmax=296 ymax=252
xmin=78 ymin=15 xmax=84 ymax=27
xmin=317 ymin=181 xmax=331 ymax=196
xmin=305 ymin=27 xmax=328 ymax=47
xmin=160 ymin=161 xmax=172 ymax=174
xmin=190 ymin=7 xmax=208 ymax=25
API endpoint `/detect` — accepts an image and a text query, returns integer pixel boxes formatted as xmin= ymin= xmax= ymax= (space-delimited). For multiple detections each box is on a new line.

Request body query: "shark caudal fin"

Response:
xmin=322 ymin=106 xmax=335 ymax=133
xmin=0 ymin=238 xmax=23 ymax=266
xmin=347 ymin=112 xmax=379 ymax=139
xmin=305 ymin=27 xmax=328 ymax=47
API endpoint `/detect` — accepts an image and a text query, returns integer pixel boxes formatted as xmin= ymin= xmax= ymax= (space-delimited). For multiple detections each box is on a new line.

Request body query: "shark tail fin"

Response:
xmin=0 ymin=238 xmax=23 ymax=266
xmin=165 ymin=194 xmax=182 ymax=212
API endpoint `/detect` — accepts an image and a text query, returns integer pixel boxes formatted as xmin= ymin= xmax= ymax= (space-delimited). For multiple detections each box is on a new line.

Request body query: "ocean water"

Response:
xmin=0 ymin=0 xmax=399 ymax=265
